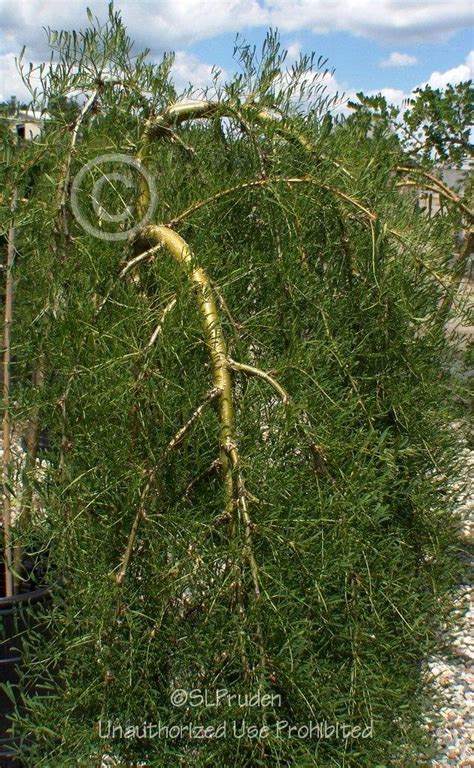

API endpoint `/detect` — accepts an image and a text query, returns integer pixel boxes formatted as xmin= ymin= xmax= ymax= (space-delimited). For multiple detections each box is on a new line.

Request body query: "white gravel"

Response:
xmin=426 ymin=443 xmax=474 ymax=768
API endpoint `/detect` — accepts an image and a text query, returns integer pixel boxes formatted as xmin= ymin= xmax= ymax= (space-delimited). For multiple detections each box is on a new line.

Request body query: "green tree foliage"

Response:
xmin=348 ymin=81 xmax=473 ymax=166
xmin=0 ymin=96 xmax=29 ymax=116
xmin=1 ymin=7 xmax=470 ymax=767
xmin=403 ymin=82 xmax=473 ymax=165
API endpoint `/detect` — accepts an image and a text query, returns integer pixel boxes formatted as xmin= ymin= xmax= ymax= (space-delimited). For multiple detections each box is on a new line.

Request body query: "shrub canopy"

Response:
xmin=1 ymin=8 xmax=470 ymax=767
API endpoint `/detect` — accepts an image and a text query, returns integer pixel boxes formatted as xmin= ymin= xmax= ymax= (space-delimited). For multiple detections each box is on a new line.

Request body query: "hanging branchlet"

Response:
xmin=395 ymin=165 xmax=473 ymax=222
xmin=228 ymin=358 xmax=289 ymax=404
xmin=116 ymin=387 xmax=221 ymax=587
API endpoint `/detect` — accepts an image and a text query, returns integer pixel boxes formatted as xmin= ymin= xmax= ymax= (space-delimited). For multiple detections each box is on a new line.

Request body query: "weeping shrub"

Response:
xmin=1 ymin=7 xmax=470 ymax=767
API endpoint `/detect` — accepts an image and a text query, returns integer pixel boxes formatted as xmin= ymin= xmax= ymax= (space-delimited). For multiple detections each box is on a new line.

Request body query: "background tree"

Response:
xmin=403 ymin=82 xmax=473 ymax=166
xmin=348 ymin=81 xmax=473 ymax=167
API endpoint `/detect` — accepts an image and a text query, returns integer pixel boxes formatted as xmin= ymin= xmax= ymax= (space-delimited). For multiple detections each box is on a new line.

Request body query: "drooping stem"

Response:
xmin=166 ymin=176 xmax=377 ymax=229
xmin=13 ymin=353 xmax=46 ymax=588
xmin=130 ymin=225 xmax=266 ymax=675
xmin=115 ymin=479 xmax=150 ymax=587
xmin=18 ymin=355 xmax=45 ymax=522
xmin=54 ymin=90 xmax=100 ymax=471
xmin=143 ymin=99 xmax=353 ymax=178
xmin=135 ymin=226 xmax=236 ymax=519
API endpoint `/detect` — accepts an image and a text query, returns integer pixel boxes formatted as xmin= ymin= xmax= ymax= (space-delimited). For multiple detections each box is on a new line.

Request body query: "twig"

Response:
xmin=116 ymin=387 xmax=221 ymax=586
xmin=164 ymin=387 xmax=221 ymax=454
xmin=228 ymin=358 xmax=289 ymax=404
xmin=119 ymin=242 xmax=164 ymax=279
xmin=396 ymin=180 xmax=474 ymax=221
xmin=115 ymin=480 xmax=150 ymax=587
xmin=57 ymin=89 xmax=99 ymax=243
xmin=146 ymin=297 xmax=177 ymax=349
xmin=182 ymin=458 xmax=221 ymax=499
xmin=396 ymin=165 xmax=473 ymax=222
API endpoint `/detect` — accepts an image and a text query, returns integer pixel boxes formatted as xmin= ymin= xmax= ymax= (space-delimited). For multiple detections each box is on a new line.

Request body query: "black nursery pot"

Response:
xmin=0 ymin=560 xmax=49 ymax=767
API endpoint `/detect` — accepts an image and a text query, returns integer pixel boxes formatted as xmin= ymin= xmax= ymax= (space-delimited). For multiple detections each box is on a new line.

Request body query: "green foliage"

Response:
xmin=346 ymin=92 xmax=400 ymax=144
xmin=347 ymin=81 xmax=473 ymax=166
xmin=403 ymin=82 xmax=473 ymax=165
xmin=0 ymin=96 xmax=29 ymax=116
xmin=1 ymin=7 xmax=469 ymax=767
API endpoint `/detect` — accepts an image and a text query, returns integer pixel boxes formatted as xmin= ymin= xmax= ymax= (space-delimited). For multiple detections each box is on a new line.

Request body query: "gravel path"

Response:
xmin=426 ymin=444 xmax=473 ymax=767
xmin=427 ymin=277 xmax=473 ymax=767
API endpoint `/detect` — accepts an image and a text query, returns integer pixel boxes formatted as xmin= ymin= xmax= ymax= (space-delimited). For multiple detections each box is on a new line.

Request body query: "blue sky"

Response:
xmin=0 ymin=1 xmax=472 ymax=106
xmin=193 ymin=25 xmax=473 ymax=94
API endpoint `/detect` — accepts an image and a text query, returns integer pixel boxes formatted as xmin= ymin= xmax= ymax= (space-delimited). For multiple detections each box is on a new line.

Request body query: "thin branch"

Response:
xmin=396 ymin=165 xmax=473 ymax=222
xmin=146 ymin=296 xmax=177 ymax=349
xmin=182 ymin=458 xmax=221 ymax=499
xmin=397 ymin=165 xmax=461 ymax=202
xmin=167 ymin=176 xmax=376 ymax=229
xmin=119 ymin=242 xmax=163 ymax=279
xmin=116 ymin=387 xmax=221 ymax=586
xmin=163 ymin=387 xmax=221 ymax=454
xmin=210 ymin=280 xmax=242 ymax=340
xmin=115 ymin=481 xmax=150 ymax=587
xmin=14 ymin=354 xmax=46 ymax=588
xmin=57 ymin=89 xmax=99 ymax=241
xmin=228 ymin=358 xmax=289 ymax=404
xmin=396 ymin=180 xmax=474 ymax=221
xmin=165 ymin=173 xmax=463 ymax=316
xmin=2 ymin=192 xmax=17 ymax=597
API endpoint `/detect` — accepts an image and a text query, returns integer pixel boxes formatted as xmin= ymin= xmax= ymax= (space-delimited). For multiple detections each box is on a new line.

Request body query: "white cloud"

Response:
xmin=424 ymin=50 xmax=474 ymax=88
xmin=0 ymin=53 xmax=35 ymax=102
xmin=0 ymin=0 xmax=472 ymax=62
xmin=286 ymin=41 xmax=302 ymax=62
xmin=171 ymin=51 xmax=224 ymax=94
xmin=348 ymin=50 xmax=474 ymax=116
xmin=262 ymin=0 xmax=472 ymax=44
xmin=380 ymin=52 xmax=417 ymax=68
xmin=375 ymin=87 xmax=407 ymax=106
